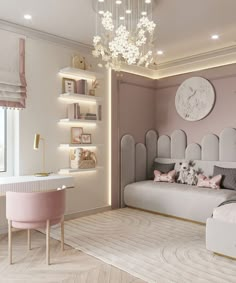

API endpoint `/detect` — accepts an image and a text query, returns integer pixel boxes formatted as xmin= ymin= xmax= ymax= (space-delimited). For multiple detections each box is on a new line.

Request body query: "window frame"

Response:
xmin=0 ymin=109 xmax=18 ymax=177
xmin=0 ymin=108 xmax=7 ymax=173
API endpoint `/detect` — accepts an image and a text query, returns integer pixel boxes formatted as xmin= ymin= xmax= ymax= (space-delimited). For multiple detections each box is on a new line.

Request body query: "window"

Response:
xmin=0 ymin=108 xmax=6 ymax=172
xmin=0 ymin=109 xmax=18 ymax=176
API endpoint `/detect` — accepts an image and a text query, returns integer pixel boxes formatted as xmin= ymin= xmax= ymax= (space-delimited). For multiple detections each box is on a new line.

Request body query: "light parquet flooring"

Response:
xmin=0 ymin=230 xmax=145 ymax=283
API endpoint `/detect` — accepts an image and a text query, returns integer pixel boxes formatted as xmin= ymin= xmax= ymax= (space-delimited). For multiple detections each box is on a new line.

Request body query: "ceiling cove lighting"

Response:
xmin=93 ymin=0 xmax=157 ymax=69
xmin=24 ymin=14 xmax=32 ymax=20
xmin=211 ymin=34 xmax=219 ymax=40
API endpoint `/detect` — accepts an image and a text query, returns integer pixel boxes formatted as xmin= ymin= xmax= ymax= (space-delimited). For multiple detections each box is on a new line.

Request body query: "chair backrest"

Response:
xmin=6 ymin=190 xmax=65 ymax=222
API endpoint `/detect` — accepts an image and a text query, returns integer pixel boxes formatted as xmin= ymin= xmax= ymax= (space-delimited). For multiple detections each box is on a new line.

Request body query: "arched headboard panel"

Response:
xmin=121 ymin=135 xmax=135 ymax=208
xmin=120 ymin=128 xmax=236 ymax=207
xmin=157 ymin=135 xmax=171 ymax=158
xmin=202 ymin=134 xmax=219 ymax=161
xmin=171 ymin=130 xmax=187 ymax=159
xmin=185 ymin=143 xmax=201 ymax=160
xmin=135 ymin=143 xmax=147 ymax=182
xmin=220 ymin=128 xmax=236 ymax=161
xmin=145 ymin=130 xmax=158 ymax=179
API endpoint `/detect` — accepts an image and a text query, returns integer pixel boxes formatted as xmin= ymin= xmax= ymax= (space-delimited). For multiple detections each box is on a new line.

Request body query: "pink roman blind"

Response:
xmin=0 ymin=30 xmax=27 ymax=109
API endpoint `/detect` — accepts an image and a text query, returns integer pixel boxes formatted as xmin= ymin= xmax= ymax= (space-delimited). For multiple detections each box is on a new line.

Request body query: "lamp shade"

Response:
xmin=33 ymin=134 xmax=40 ymax=150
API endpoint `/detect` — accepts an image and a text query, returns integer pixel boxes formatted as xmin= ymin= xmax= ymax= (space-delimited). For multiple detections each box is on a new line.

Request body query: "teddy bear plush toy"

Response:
xmin=177 ymin=161 xmax=190 ymax=184
xmin=72 ymin=54 xmax=86 ymax=70
xmin=177 ymin=161 xmax=198 ymax=185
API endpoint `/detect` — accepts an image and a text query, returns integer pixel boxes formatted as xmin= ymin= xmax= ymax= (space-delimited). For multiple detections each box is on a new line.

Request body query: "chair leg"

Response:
xmin=61 ymin=216 xmax=64 ymax=251
xmin=27 ymin=229 xmax=31 ymax=250
xmin=8 ymin=220 xmax=12 ymax=265
xmin=46 ymin=220 xmax=50 ymax=265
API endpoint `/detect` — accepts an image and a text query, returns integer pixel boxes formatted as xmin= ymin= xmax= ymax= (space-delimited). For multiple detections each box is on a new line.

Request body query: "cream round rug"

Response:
xmin=50 ymin=208 xmax=236 ymax=283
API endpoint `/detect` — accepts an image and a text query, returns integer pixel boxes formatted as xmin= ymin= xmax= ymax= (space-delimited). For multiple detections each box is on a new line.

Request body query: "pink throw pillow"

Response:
xmin=197 ymin=174 xmax=222 ymax=189
xmin=154 ymin=170 xmax=176 ymax=183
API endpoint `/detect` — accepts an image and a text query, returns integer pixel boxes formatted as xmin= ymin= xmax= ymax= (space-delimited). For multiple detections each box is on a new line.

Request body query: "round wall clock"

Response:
xmin=175 ymin=77 xmax=215 ymax=121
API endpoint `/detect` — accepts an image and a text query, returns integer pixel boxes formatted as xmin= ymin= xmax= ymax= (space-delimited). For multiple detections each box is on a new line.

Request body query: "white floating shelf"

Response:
xmin=59 ymin=119 xmax=101 ymax=125
xmin=59 ymin=67 xmax=104 ymax=80
xmin=58 ymin=167 xmax=102 ymax=174
xmin=59 ymin=93 xmax=102 ymax=103
xmin=59 ymin=144 xmax=102 ymax=149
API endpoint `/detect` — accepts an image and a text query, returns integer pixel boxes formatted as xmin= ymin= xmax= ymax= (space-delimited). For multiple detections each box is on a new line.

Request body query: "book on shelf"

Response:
xmin=85 ymin=113 xmax=97 ymax=120
xmin=97 ymin=104 xmax=102 ymax=121
xmin=68 ymin=103 xmax=80 ymax=119
xmin=76 ymin=79 xmax=87 ymax=95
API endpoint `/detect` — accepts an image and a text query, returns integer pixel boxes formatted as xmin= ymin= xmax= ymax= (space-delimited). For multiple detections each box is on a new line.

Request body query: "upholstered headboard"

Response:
xmin=120 ymin=128 xmax=236 ymax=207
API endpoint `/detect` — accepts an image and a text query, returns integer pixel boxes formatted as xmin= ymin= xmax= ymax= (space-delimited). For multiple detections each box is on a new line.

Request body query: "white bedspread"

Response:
xmin=124 ymin=181 xmax=236 ymax=223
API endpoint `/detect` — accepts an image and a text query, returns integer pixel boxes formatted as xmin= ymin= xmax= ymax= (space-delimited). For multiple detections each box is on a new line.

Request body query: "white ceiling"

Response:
xmin=0 ymin=0 xmax=236 ymax=65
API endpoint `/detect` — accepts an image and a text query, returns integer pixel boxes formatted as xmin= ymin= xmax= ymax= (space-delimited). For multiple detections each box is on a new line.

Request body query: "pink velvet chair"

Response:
xmin=6 ymin=190 xmax=65 ymax=265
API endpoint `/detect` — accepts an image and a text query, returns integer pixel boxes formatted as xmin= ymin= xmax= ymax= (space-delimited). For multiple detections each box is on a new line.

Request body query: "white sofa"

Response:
xmin=123 ymin=158 xmax=236 ymax=223
xmin=124 ymin=180 xmax=236 ymax=223
xmin=121 ymin=129 xmax=236 ymax=223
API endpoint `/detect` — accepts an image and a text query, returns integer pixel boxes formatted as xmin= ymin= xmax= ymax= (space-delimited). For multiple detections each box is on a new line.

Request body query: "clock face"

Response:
xmin=175 ymin=77 xmax=215 ymax=121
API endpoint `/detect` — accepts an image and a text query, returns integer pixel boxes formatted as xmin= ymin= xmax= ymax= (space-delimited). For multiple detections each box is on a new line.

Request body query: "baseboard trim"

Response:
xmin=214 ymin=252 xmax=236 ymax=261
xmin=0 ymin=206 xmax=111 ymax=235
xmin=65 ymin=206 xmax=111 ymax=221
xmin=127 ymin=206 xmax=206 ymax=226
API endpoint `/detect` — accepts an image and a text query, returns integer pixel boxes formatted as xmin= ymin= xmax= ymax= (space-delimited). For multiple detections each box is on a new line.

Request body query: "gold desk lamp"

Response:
xmin=33 ymin=134 xmax=49 ymax=177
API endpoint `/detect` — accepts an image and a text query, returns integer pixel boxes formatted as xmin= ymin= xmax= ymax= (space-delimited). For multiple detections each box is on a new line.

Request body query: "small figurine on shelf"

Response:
xmin=89 ymin=79 xmax=99 ymax=96
xmin=72 ymin=54 xmax=92 ymax=70
xmin=72 ymin=54 xmax=86 ymax=70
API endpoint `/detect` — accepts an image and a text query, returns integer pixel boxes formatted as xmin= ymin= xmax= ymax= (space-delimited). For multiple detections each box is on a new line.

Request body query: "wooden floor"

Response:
xmin=0 ymin=230 xmax=145 ymax=283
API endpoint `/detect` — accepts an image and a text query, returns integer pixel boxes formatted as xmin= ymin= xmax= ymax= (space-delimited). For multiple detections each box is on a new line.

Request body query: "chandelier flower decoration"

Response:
xmin=92 ymin=1 xmax=156 ymax=69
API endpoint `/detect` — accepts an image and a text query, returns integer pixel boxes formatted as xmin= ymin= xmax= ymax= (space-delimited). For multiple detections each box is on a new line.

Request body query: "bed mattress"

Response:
xmin=124 ymin=181 xmax=236 ymax=223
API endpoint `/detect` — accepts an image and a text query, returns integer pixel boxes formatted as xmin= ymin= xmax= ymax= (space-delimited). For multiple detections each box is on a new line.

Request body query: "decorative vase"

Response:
xmin=89 ymin=89 xmax=95 ymax=96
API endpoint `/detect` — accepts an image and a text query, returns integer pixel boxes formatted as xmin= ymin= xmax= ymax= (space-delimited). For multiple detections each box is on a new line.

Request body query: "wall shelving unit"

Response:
xmin=59 ymin=93 xmax=103 ymax=103
xmin=59 ymin=144 xmax=102 ymax=149
xmin=58 ymin=167 xmax=103 ymax=174
xmin=58 ymin=67 xmax=103 ymax=173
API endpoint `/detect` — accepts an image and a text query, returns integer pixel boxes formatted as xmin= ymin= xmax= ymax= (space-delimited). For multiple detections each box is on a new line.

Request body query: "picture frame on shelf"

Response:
xmin=62 ymin=78 xmax=76 ymax=93
xmin=71 ymin=127 xmax=83 ymax=144
xmin=81 ymin=134 xmax=92 ymax=144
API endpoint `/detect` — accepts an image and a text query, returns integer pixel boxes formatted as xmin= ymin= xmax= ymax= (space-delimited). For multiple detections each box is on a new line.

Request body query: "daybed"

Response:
xmin=124 ymin=180 xmax=236 ymax=223
xmin=121 ymin=129 xmax=236 ymax=224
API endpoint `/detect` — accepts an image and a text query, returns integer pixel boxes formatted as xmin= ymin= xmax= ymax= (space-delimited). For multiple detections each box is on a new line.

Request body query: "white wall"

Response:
xmin=0 ymin=32 xmax=110 ymax=231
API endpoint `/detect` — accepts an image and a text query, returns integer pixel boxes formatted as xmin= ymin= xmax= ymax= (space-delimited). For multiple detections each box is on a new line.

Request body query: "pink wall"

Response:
xmin=112 ymin=64 xmax=236 ymax=208
xmin=155 ymin=64 xmax=236 ymax=144
xmin=111 ymin=71 xmax=156 ymax=208
xmin=119 ymin=80 xmax=156 ymax=143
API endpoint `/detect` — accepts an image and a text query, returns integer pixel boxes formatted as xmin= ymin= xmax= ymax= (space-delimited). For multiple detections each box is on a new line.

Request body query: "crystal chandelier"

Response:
xmin=92 ymin=0 xmax=156 ymax=69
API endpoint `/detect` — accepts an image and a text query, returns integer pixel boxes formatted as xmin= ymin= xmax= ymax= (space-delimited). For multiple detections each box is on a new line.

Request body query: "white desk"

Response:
xmin=0 ymin=175 xmax=74 ymax=196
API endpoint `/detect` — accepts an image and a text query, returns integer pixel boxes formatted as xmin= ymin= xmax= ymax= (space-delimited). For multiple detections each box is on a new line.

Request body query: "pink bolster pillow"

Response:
xmin=154 ymin=170 xmax=176 ymax=183
xmin=197 ymin=174 xmax=222 ymax=189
